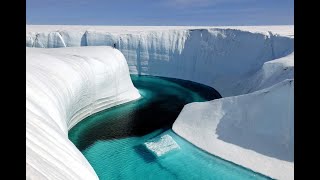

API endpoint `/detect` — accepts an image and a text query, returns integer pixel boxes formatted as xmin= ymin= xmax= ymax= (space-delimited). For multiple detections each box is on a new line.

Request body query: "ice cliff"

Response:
xmin=173 ymin=79 xmax=294 ymax=180
xmin=26 ymin=46 xmax=140 ymax=180
xmin=26 ymin=26 xmax=294 ymax=97
xmin=26 ymin=26 xmax=294 ymax=180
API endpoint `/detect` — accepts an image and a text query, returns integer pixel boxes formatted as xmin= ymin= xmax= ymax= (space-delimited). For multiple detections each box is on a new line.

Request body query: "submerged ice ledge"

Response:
xmin=144 ymin=134 xmax=180 ymax=157
xmin=26 ymin=46 xmax=140 ymax=180
xmin=26 ymin=26 xmax=294 ymax=180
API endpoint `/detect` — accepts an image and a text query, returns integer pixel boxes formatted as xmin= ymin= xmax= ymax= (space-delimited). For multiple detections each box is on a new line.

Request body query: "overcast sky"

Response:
xmin=26 ymin=0 xmax=294 ymax=25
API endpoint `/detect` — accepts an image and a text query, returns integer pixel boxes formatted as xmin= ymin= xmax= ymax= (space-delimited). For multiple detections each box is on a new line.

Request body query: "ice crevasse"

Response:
xmin=26 ymin=46 xmax=140 ymax=179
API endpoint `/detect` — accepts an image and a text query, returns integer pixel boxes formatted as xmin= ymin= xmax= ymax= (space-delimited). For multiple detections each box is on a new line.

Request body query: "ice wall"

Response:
xmin=26 ymin=28 xmax=294 ymax=97
xmin=235 ymin=52 xmax=294 ymax=95
xmin=173 ymin=79 xmax=294 ymax=180
xmin=26 ymin=46 xmax=140 ymax=180
xmin=26 ymin=26 xmax=294 ymax=180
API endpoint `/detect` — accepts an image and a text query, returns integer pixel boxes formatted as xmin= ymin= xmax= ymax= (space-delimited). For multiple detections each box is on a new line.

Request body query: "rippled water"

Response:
xmin=69 ymin=75 xmax=271 ymax=180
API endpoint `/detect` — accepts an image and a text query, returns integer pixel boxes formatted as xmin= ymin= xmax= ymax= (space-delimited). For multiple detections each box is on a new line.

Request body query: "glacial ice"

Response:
xmin=235 ymin=52 xmax=294 ymax=95
xmin=26 ymin=26 xmax=294 ymax=180
xmin=26 ymin=46 xmax=140 ymax=180
xmin=144 ymin=134 xmax=180 ymax=157
xmin=173 ymin=79 xmax=294 ymax=180
xmin=26 ymin=26 xmax=294 ymax=97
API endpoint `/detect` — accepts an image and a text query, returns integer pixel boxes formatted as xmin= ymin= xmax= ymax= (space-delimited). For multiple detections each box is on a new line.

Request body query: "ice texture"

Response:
xmin=144 ymin=134 xmax=180 ymax=157
xmin=173 ymin=79 xmax=294 ymax=180
xmin=26 ymin=26 xmax=294 ymax=180
xmin=26 ymin=26 xmax=294 ymax=97
xmin=26 ymin=46 xmax=140 ymax=180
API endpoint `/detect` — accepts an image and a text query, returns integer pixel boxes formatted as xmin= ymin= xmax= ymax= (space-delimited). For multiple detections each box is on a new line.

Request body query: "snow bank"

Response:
xmin=173 ymin=79 xmax=294 ymax=180
xmin=26 ymin=26 xmax=294 ymax=97
xmin=26 ymin=46 xmax=140 ymax=179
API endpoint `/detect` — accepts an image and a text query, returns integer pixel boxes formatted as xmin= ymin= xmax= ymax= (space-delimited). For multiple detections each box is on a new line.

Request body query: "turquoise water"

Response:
xmin=69 ymin=75 xmax=271 ymax=180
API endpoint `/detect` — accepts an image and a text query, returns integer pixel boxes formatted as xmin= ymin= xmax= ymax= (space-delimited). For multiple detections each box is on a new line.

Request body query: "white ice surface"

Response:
xmin=26 ymin=25 xmax=294 ymax=97
xmin=173 ymin=79 xmax=294 ymax=180
xmin=26 ymin=25 xmax=293 ymax=37
xmin=26 ymin=26 xmax=294 ymax=180
xmin=235 ymin=52 xmax=294 ymax=95
xmin=26 ymin=46 xmax=140 ymax=180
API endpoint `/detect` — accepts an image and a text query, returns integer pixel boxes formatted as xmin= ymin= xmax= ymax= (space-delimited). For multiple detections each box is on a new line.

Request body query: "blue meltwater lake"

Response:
xmin=69 ymin=75 xmax=271 ymax=180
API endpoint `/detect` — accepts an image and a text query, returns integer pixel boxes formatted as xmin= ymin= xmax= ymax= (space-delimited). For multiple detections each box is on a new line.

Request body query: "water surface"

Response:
xmin=69 ymin=75 xmax=270 ymax=180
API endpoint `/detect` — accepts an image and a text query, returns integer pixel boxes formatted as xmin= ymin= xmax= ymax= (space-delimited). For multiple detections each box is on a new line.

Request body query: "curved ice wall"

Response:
xmin=173 ymin=79 xmax=294 ymax=180
xmin=26 ymin=28 xmax=294 ymax=97
xmin=26 ymin=46 xmax=140 ymax=180
xmin=26 ymin=26 xmax=294 ymax=180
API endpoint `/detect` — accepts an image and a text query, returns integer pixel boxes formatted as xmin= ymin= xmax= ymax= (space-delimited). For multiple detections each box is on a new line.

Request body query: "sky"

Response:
xmin=26 ymin=0 xmax=294 ymax=25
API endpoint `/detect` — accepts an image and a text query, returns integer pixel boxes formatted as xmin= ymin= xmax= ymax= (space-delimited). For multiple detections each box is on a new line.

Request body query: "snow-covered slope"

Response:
xmin=26 ymin=46 xmax=140 ymax=180
xmin=26 ymin=25 xmax=294 ymax=97
xmin=173 ymin=79 xmax=294 ymax=180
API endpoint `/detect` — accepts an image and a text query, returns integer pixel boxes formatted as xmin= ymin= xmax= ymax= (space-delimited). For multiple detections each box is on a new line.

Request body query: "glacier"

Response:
xmin=26 ymin=26 xmax=294 ymax=180
xmin=26 ymin=25 xmax=293 ymax=97
xmin=26 ymin=46 xmax=140 ymax=180
xmin=173 ymin=79 xmax=294 ymax=180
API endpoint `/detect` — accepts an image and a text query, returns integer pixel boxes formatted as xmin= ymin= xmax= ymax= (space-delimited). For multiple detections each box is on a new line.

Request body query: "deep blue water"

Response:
xmin=69 ymin=75 xmax=271 ymax=180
